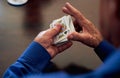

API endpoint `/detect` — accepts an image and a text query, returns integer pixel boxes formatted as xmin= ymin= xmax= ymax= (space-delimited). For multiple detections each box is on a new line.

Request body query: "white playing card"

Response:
xmin=50 ymin=15 xmax=75 ymax=45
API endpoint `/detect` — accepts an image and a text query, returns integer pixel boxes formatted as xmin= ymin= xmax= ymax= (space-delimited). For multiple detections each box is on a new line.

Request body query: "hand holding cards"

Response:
xmin=50 ymin=15 xmax=75 ymax=45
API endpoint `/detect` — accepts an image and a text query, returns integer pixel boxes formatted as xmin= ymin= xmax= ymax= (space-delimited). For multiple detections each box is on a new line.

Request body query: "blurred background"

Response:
xmin=0 ymin=0 xmax=120 ymax=77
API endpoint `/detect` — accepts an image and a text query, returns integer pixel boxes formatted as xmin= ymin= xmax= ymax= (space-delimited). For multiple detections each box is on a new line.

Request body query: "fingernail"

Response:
xmin=56 ymin=24 xmax=62 ymax=28
xmin=66 ymin=2 xmax=70 ymax=5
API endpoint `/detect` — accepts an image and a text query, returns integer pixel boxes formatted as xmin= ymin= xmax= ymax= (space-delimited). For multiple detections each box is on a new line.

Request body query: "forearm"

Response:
xmin=93 ymin=49 xmax=120 ymax=77
xmin=3 ymin=41 xmax=51 ymax=78
xmin=94 ymin=40 xmax=116 ymax=61
xmin=25 ymin=50 xmax=120 ymax=78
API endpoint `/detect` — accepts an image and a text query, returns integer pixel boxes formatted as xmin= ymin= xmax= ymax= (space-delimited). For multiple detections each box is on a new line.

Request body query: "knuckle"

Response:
xmin=52 ymin=28 xmax=58 ymax=33
xmin=74 ymin=10 xmax=81 ymax=17
xmin=72 ymin=31 xmax=77 ymax=35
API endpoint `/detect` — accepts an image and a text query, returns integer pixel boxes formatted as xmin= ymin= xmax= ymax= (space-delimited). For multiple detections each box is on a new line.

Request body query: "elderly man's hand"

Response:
xmin=34 ymin=24 xmax=72 ymax=58
xmin=62 ymin=2 xmax=103 ymax=48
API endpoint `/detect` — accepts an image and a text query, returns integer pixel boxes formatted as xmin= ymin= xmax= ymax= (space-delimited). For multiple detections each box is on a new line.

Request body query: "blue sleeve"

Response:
xmin=3 ymin=41 xmax=51 ymax=78
xmin=94 ymin=40 xmax=116 ymax=61
xmin=75 ymin=49 xmax=120 ymax=78
xmin=93 ymin=49 xmax=120 ymax=78
xmin=25 ymin=49 xmax=120 ymax=78
xmin=3 ymin=40 xmax=120 ymax=78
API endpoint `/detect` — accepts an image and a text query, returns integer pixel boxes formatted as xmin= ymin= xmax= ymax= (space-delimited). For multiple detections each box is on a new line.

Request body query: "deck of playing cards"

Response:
xmin=50 ymin=15 xmax=75 ymax=45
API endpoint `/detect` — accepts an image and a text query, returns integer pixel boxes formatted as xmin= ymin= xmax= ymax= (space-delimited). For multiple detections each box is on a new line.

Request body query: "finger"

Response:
xmin=47 ymin=24 xmax=62 ymax=38
xmin=67 ymin=32 xmax=84 ymax=42
xmin=64 ymin=2 xmax=86 ymax=25
xmin=62 ymin=7 xmax=82 ymax=32
xmin=57 ymin=41 xmax=73 ymax=52
xmin=62 ymin=7 xmax=72 ymax=15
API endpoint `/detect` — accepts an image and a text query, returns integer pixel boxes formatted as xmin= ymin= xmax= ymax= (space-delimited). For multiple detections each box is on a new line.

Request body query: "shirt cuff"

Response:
xmin=94 ymin=40 xmax=116 ymax=61
xmin=18 ymin=41 xmax=51 ymax=72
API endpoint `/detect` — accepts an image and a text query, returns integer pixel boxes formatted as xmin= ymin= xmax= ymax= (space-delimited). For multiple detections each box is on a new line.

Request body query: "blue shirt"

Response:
xmin=3 ymin=40 xmax=120 ymax=78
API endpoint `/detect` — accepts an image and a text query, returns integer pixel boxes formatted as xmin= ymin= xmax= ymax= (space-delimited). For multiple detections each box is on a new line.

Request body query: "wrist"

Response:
xmin=94 ymin=37 xmax=103 ymax=48
xmin=34 ymin=39 xmax=56 ymax=58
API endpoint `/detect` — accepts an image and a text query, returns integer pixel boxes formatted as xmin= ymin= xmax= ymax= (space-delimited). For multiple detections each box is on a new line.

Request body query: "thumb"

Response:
xmin=67 ymin=32 xmax=84 ymax=41
xmin=47 ymin=24 xmax=62 ymax=38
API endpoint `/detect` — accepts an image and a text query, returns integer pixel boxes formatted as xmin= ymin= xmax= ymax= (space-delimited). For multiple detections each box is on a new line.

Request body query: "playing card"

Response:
xmin=50 ymin=15 xmax=75 ymax=45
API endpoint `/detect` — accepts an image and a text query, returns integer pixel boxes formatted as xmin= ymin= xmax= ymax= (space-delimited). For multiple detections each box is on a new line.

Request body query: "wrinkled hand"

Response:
xmin=62 ymin=2 xmax=103 ymax=48
xmin=34 ymin=24 xmax=72 ymax=58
